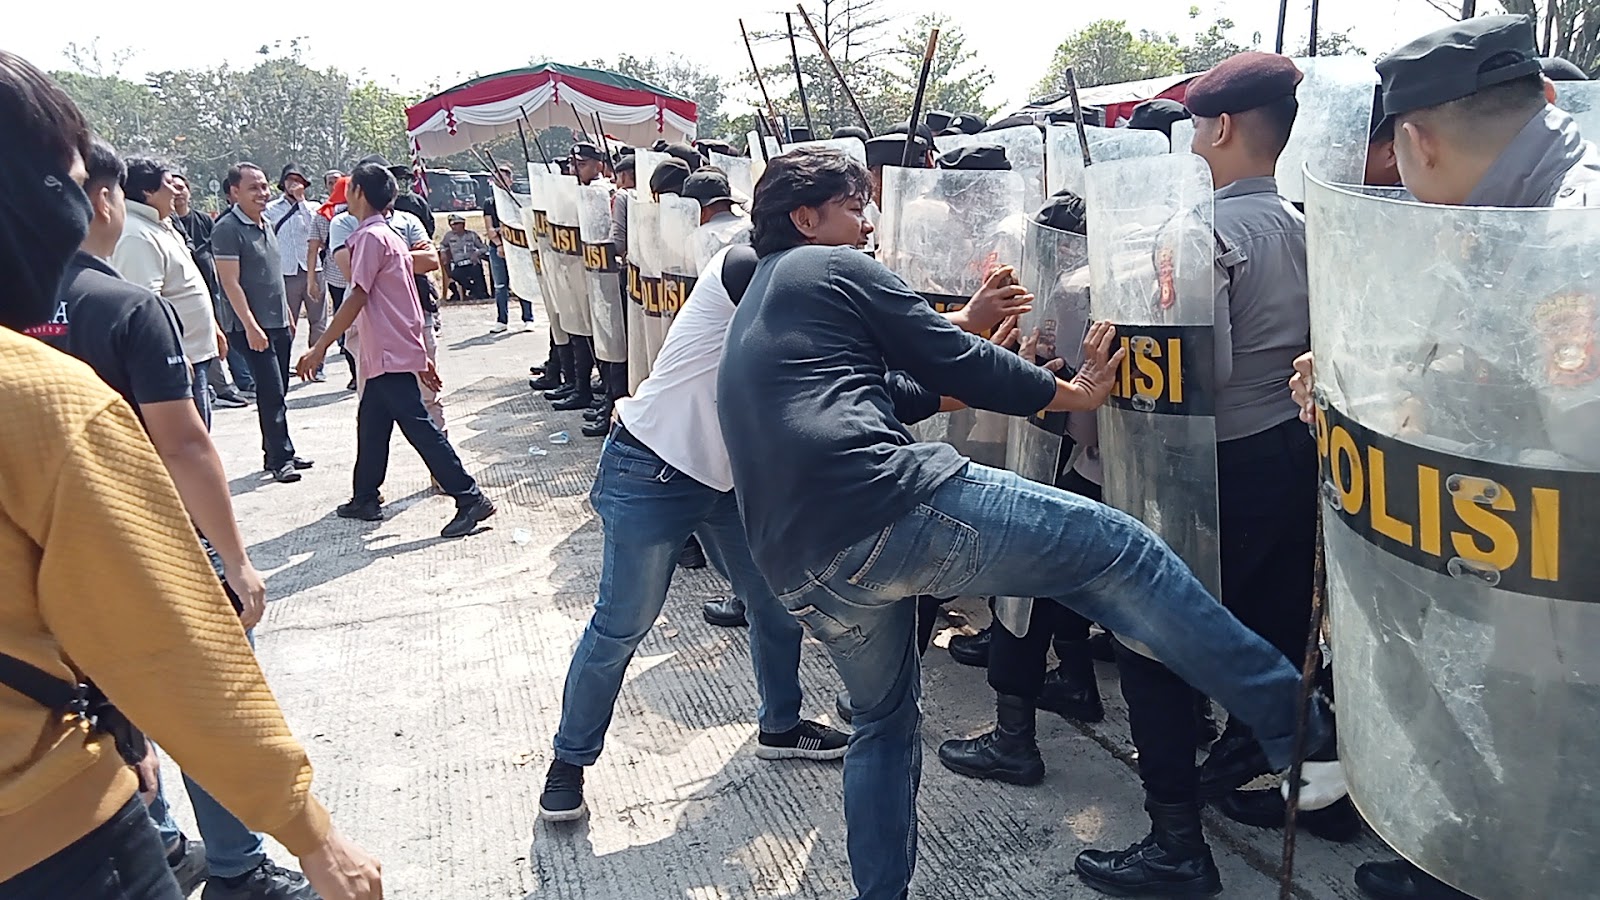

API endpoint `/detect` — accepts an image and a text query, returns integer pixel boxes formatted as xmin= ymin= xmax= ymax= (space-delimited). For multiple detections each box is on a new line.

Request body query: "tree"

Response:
xmin=1407 ymin=0 xmax=1596 ymax=72
xmin=746 ymin=0 xmax=902 ymax=136
xmin=1172 ymin=9 xmax=1261 ymax=70
xmin=1294 ymin=29 xmax=1366 ymax=57
xmin=1036 ymin=19 xmax=1185 ymax=94
xmin=879 ymin=15 xmax=999 ymax=121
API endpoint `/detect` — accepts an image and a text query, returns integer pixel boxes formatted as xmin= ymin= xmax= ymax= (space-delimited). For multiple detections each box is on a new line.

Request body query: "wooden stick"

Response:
xmin=740 ymin=18 xmax=784 ymax=139
xmin=478 ymin=147 xmax=522 ymax=208
xmin=901 ymin=27 xmax=941 ymax=167
xmin=797 ymin=3 xmax=870 ymax=135
xmin=1065 ymin=67 xmax=1093 ymax=168
xmin=1275 ymin=0 xmax=1291 ymax=52
xmin=515 ymin=120 xmax=532 ymax=163
xmin=786 ymin=12 xmax=815 ymax=137
xmin=1278 ymin=509 xmax=1328 ymax=899
xmin=592 ymin=112 xmax=614 ymax=162
xmin=518 ymin=104 xmax=551 ymax=167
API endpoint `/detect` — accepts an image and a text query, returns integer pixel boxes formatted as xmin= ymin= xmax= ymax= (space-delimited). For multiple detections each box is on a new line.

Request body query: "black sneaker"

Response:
xmin=166 ymin=835 xmax=209 ymax=895
xmin=678 ymin=539 xmax=707 ymax=570
xmin=290 ymin=456 xmax=314 ymax=470
xmin=702 ymin=596 xmax=748 ymax=628
xmin=212 ymin=392 xmax=249 ymax=409
xmin=199 ymin=859 xmax=316 ymax=900
xmin=269 ymin=464 xmax=301 ymax=483
xmin=441 ymin=497 xmax=496 ymax=538
xmin=757 ymin=720 xmax=849 ymax=761
xmin=336 ymin=498 xmax=383 ymax=521
xmin=538 ymin=759 xmax=588 ymax=822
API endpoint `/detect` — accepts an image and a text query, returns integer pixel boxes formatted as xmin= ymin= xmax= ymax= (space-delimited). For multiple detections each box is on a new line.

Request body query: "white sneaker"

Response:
xmin=489 ymin=323 xmax=508 ymax=334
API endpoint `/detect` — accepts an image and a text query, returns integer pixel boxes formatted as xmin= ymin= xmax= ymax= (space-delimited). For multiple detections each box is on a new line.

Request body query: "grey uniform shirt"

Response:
xmin=608 ymin=189 xmax=630 ymax=251
xmin=1211 ymin=176 xmax=1308 ymax=442
xmin=211 ymin=205 xmax=289 ymax=332
xmin=1465 ymin=105 xmax=1600 ymax=209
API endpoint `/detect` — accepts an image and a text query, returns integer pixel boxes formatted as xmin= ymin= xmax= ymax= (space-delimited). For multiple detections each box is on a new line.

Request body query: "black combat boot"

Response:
xmin=947 ymin=624 xmax=992 ymax=668
xmin=1037 ymin=638 xmax=1105 ymax=723
xmin=552 ymin=338 xmax=596 ymax=410
xmin=1074 ymin=798 xmax=1223 ymax=896
xmin=1197 ymin=723 xmax=1270 ymax=799
xmin=936 ymin=694 xmax=1046 ymax=786
xmin=541 ymin=343 xmax=575 ymax=399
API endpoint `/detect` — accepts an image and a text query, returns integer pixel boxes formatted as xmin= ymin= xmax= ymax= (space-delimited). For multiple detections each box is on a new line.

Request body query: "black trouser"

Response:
xmin=1115 ymin=417 xmax=1318 ymax=803
xmin=448 ymin=263 xmax=486 ymax=300
xmin=0 ymin=796 xmax=182 ymax=900
xmin=987 ymin=468 xmax=1100 ymax=696
xmin=328 ymin=285 xmax=357 ymax=378
xmin=227 ymin=327 xmax=296 ymax=470
xmin=354 ymin=372 xmax=482 ymax=508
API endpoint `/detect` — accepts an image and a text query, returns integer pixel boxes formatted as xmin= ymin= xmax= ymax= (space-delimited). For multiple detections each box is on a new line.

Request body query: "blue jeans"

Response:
xmin=769 ymin=462 xmax=1322 ymax=900
xmin=3 ymin=797 xmax=182 ymax=900
xmin=553 ymin=431 xmax=804 ymax=765
xmin=490 ymin=246 xmax=531 ymax=324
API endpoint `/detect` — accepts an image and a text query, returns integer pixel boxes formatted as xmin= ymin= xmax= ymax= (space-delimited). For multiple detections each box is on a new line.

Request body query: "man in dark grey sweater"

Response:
xmin=717 ymin=147 xmax=1332 ymax=900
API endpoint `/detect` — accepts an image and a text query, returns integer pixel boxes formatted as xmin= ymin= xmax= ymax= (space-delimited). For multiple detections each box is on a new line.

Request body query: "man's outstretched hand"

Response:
xmin=1045 ymin=321 xmax=1125 ymax=412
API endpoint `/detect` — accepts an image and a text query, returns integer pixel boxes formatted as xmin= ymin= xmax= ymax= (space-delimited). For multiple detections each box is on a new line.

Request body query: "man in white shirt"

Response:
xmin=265 ymin=163 xmax=326 ymax=378
xmin=536 ymin=244 xmax=849 ymax=825
xmin=112 ymin=157 xmax=226 ymax=427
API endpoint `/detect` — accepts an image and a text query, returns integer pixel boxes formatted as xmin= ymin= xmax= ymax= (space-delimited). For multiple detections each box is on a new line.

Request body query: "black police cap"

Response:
xmin=830 ymin=126 xmax=870 ymax=141
xmin=1034 ymin=189 xmax=1087 ymax=235
xmin=924 ymin=109 xmax=954 ymax=133
xmin=1541 ymin=56 xmax=1589 ymax=81
xmin=983 ymin=113 xmax=1036 ymax=133
xmin=1128 ymin=98 xmax=1191 ymax=137
xmin=949 ymin=112 xmax=988 ymax=135
xmin=648 ymin=157 xmax=691 ymax=195
xmin=570 ymin=141 xmax=606 ymax=162
xmin=936 ymin=143 xmax=1011 ymax=171
xmin=866 ymin=133 xmax=932 ymax=169
xmin=1184 ymin=51 xmax=1304 ymax=117
xmin=1377 ymin=15 xmax=1542 ymax=119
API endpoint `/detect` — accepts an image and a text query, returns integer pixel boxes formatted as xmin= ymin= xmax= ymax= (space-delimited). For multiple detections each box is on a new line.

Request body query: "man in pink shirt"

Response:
xmin=296 ymin=163 xmax=495 ymax=539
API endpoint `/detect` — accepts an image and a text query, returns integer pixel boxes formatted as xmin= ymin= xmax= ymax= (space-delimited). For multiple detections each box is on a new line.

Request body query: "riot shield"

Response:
xmin=493 ymin=184 xmax=539 ymax=305
xmin=878 ymin=165 xmax=1027 ymax=468
xmin=578 ymin=183 xmax=626 ymax=363
xmin=1048 ymin=124 xmax=1169 ymax=198
xmin=1006 ymin=220 xmax=1091 ymax=486
xmin=709 ymin=151 xmax=755 ymax=202
xmin=626 ymin=196 xmax=660 ymax=391
xmin=525 ymin=169 xmax=566 ymax=342
xmin=545 ymin=174 xmax=591 ymax=336
xmin=1555 ymin=80 xmax=1600 ymax=142
xmin=780 ymin=137 xmax=867 ymax=166
xmin=657 ymin=194 xmax=702 ymax=347
xmin=1169 ymin=118 xmax=1196 ymax=154
xmin=690 ymin=214 xmax=751 ymax=272
xmin=1306 ymin=172 xmax=1600 ymax=900
xmin=1276 ymin=56 xmax=1380 ymax=202
xmin=1084 ymin=153 xmax=1222 ymax=602
xmin=937 ymin=126 xmax=1047 ymax=213
xmin=635 ymin=150 xmax=670 ymax=194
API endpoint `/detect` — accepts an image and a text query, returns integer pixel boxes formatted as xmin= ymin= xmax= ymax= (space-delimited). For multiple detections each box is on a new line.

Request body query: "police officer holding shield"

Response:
xmin=1074 ymin=52 xmax=1348 ymax=897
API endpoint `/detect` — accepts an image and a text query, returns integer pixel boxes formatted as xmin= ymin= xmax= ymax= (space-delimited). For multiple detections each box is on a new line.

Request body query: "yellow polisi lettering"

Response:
xmin=1450 ymin=477 xmax=1518 ymax=573
xmin=1531 ymin=487 xmax=1561 ymax=580
xmin=1329 ymin=426 xmax=1365 ymax=515
xmin=1367 ymin=446 xmax=1413 ymax=545
xmin=1417 ymin=464 xmax=1442 ymax=556
xmin=1167 ymin=339 xmax=1183 ymax=404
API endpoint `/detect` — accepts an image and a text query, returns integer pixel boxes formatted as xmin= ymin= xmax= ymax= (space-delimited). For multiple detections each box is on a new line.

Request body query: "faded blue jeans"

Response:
xmin=769 ymin=462 xmax=1323 ymax=900
xmin=489 ymin=245 xmax=532 ymax=324
xmin=553 ymin=430 xmax=805 ymax=765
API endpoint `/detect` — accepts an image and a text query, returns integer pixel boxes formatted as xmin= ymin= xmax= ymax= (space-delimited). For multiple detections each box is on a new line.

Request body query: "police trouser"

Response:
xmin=1116 ymin=417 xmax=1318 ymax=803
xmin=988 ymin=468 xmax=1101 ymax=697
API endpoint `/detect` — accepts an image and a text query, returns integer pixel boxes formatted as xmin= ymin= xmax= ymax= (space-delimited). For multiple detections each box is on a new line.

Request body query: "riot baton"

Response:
xmin=569 ymin=103 xmax=591 ymax=142
xmin=478 ymin=147 xmax=523 ymax=208
xmin=518 ymin=104 xmax=552 ymax=167
xmin=901 ymin=26 xmax=942 ymax=167
xmin=796 ymin=4 xmax=871 ymax=135
xmin=1308 ymin=0 xmax=1321 ymax=55
xmin=740 ymin=18 xmax=785 ymax=139
xmin=1065 ymin=68 xmax=1093 ymax=168
xmin=515 ymin=120 xmax=532 ymax=163
xmin=592 ymin=112 xmax=614 ymax=163
xmin=1279 ymin=444 xmax=1330 ymax=898
xmin=1275 ymin=0 xmax=1290 ymax=52
xmin=786 ymin=12 xmax=815 ymax=137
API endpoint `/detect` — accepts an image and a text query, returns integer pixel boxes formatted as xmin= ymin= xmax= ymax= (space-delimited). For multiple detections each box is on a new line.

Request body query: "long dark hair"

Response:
xmin=749 ymin=147 xmax=871 ymax=257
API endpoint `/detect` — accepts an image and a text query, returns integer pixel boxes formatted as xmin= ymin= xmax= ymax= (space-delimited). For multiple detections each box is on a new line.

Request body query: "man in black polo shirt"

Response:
xmin=213 ymin=161 xmax=312 ymax=483
xmin=26 ymin=139 xmax=320 ymax=900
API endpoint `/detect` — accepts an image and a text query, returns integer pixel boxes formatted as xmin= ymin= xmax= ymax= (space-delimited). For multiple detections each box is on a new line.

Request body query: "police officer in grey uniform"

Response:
xmin=1074 ymin=52 xmax=1355 ymax=898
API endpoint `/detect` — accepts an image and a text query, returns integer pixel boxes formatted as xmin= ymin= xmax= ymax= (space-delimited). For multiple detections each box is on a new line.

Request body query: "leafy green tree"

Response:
xmin=1036 ymin=20 xmax=1185 ymax=93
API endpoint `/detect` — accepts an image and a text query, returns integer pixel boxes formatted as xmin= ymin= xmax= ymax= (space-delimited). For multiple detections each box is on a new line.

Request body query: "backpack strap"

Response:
xmin=723 ymin=244 xmax=759 ymax=305
xmin=0 ymin=651 xmax=84 ymax=712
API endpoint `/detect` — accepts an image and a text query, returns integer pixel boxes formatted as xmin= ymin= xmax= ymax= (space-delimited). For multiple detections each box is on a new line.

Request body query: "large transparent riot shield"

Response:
xmin=780 ymin=136 xmax=867 ymax=166
xmin=493 ymin=183 xmax=539 ymax=306
xmin=709 ymin=151 xmax=755 ymax=202
xmin=1169 ymin=118 xmax=1196 ymax=154
xmin=525 ymin=169 xmax=566 ymax=342
xmin=1048 ymin=124 xmax=1169 ymax=198
xmin=1555 ymin=80 xmax=1600 ymax=141
xmin=1276 ymin=56 xmax=1380 ymax=202
xmin=878 ymin=166 xmax=1027 ymax=468
xmin=544 ymin=174 xmax=591 ymax=336
xmin=578 ymin=183 xmax=626 ymax=363
xmin=690 ymin=214 xmax=751 ymax=272
xmin=1084 ymin=153 xmax=1222 ymax=602
xmin=1006 ymin=220 xmax=1091 ymax=485
xmin=1306 ymin=173 xmax=1600 ymax=900
xmin=937 ymin=125 xmax=1047 ymax=213
xmin=625 ymin=195 xmax=660 ymax=391
xmin=657 ymin=194 xmax=702 ymax=347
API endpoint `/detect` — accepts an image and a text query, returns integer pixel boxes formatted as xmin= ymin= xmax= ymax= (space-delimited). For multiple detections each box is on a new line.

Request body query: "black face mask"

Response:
xmin=0 ymin=164 xmax=90 ymax=330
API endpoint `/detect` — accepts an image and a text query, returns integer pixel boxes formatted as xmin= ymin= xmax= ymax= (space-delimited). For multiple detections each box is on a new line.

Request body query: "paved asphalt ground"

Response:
xmin=156 ymin=301 xmax=1392 ymax=899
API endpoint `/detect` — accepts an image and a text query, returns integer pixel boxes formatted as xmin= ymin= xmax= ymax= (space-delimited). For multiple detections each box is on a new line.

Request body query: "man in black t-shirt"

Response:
xmin=169 ymin=173 xmax=252 ymax=407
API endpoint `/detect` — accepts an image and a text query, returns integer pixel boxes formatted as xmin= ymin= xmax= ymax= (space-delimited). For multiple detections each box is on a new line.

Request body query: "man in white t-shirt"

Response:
xmin=536 ymin=243 xmax=849 ymax=824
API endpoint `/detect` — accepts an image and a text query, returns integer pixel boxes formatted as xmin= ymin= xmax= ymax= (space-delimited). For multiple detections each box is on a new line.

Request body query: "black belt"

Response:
xmin=611 ymin=422 xmax=653 ymax=454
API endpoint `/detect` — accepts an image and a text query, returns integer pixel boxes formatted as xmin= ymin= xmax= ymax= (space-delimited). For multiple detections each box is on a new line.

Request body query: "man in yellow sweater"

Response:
xmin=0 ymin=50 xmax=381 ymax=900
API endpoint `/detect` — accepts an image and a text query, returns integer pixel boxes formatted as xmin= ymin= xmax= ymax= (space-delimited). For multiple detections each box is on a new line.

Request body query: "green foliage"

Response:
xmin=1036 ymin=20 xmax=1185 ymax=94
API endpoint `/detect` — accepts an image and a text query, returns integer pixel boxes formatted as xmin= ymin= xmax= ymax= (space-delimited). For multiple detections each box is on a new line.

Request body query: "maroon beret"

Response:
xmin=1184 ymin=52 xmax=1304 ymax=117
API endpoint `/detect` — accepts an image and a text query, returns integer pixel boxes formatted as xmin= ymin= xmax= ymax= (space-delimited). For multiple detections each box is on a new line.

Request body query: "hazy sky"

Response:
xmin=13 ymin=0 xmax=1455 ymax=115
